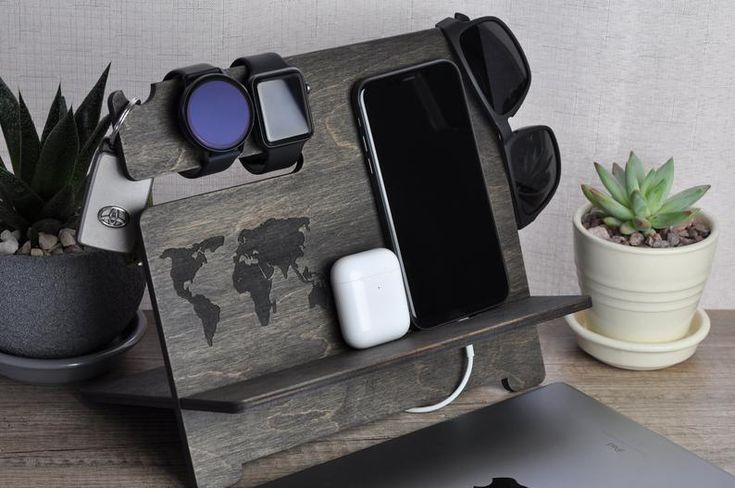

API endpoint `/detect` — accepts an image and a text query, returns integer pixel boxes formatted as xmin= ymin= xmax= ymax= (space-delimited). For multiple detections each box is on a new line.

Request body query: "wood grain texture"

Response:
xmin=80 ymin=366 xmax=173 ymax=409
xmin=181 ymin=325 xmax=545 ymax=487
xmin=0 ymin=318 xmax=187 ymax=488
xmin=180 ymin=295 xmax=588 ymax=413
xmin=81 ymin=324 xmax=546 ymax=487
xmin=129 ymin=28 xmax=536 ymax=487
xmin=83 ymin=294 xmax=593 ymax=414
xmin=2 ymin=310 xmax=734 ymax=487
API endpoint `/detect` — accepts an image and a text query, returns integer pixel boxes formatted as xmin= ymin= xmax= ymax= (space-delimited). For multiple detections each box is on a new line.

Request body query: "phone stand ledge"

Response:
xmin=81 ymin=295 xmax=589 ymax=413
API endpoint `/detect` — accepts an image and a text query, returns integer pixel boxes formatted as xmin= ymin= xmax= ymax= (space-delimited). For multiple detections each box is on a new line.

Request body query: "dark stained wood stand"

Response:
xmin=81 ymin=27 xmax=590 ymax=488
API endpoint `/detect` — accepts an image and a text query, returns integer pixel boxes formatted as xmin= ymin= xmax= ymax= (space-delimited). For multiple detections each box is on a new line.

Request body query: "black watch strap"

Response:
xmin=166 ymin=63 xmax=241 ymax=178
xmin=179 ymin=149 xmax=241 ymax=179
xmin=164 ymin=63 xmax=221 ymax=82
xmin=241 ymin=146 xmax=303 ymax=175
xmin=231 ymin=53 xmax=307 ymax=174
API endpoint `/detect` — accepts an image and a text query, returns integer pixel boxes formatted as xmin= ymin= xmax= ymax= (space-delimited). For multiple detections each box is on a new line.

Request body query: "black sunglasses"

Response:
xmin=437 ymin=13 xmax=561 ymax=229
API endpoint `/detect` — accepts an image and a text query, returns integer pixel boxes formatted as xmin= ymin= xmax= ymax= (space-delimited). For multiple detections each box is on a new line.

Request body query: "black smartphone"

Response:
xmin=353 ymin=59 xmax=509 ymax=329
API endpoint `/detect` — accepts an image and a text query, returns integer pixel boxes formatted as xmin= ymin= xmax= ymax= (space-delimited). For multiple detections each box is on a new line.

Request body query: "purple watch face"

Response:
xmin=185 ymin=77 xmax=252 ymax=151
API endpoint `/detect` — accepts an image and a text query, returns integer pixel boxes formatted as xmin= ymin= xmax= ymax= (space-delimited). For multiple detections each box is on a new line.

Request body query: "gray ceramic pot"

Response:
xmin=0 ymin=249 xmax=145 ymax=359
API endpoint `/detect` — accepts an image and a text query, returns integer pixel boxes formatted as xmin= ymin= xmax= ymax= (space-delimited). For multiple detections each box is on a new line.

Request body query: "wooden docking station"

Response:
xmin=80 ymin=26 xmax=590 ymax=488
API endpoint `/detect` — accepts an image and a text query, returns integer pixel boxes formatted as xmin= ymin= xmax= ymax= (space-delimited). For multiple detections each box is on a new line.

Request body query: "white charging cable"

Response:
xmin=406 ymin=344 xmax=475 ymax=414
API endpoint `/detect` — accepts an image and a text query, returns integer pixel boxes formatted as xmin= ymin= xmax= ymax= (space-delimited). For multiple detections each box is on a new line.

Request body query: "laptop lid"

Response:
xmin=262 ymin=383 xmax=735 ymax=487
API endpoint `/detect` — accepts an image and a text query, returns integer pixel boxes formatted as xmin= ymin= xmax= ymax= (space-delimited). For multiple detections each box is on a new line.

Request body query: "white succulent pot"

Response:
xmin=573 ymin=204 xmax=718 ymax=343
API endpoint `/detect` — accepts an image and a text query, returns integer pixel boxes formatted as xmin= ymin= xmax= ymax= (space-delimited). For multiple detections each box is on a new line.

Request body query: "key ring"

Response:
xmin=111 ymin=97 xmax=141 ymax=139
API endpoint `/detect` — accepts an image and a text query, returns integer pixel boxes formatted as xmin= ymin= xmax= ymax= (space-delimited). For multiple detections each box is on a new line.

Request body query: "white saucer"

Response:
xmin=565 ymin=308 xmax=710 ymax=370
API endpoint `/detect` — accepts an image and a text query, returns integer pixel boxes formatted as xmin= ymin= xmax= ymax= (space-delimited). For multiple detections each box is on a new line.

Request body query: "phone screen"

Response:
xmin=358 ymin=60 xmax=509 ymax=329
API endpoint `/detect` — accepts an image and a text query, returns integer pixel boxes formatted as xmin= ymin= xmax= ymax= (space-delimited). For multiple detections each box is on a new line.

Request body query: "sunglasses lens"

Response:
xmin=507 ymin=127 xmax=559 ymax=215
xmin=459 ymin=20 xmax=529 ymax=115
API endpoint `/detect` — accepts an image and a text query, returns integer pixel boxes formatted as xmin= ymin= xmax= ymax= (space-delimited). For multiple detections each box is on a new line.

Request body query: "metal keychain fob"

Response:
xmin=77 ymin=99 xmax=152 ymax=254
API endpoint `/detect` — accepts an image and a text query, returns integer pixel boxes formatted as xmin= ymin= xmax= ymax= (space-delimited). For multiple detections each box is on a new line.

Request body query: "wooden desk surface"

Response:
xmin=1 ymin=310 xmax=733 ymax=487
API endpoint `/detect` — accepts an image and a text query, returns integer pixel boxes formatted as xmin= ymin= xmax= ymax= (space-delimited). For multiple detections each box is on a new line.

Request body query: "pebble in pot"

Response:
xmin=0 ymin=230 xmax=20 ymax=255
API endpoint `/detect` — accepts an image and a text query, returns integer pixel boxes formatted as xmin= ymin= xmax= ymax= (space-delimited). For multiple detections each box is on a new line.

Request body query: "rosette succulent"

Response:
xmin=581 ymin=152 xmax=709 ymax=236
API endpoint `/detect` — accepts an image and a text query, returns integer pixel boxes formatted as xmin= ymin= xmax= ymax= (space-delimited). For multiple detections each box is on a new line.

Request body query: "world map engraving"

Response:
xmin=160 ymin=236 xmax=225 ymax=346
xmin=161 ymin=217 xmax=328 ymax=346
xmin=233 ymin=217 xmax=328 ymax=326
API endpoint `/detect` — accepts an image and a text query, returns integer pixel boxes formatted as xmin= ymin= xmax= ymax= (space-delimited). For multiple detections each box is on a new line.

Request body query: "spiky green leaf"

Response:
xmin=595 ymin=162 xmax=628 ymax=205
xmin=0 ymin=171 xmax=13 ymax=205
xmin=649 ymin=209 xmax=699 ymax=229
xmin=41 ymin=84 xmax=67 ymax=146
xmin=625 ymin=153 xmax=641 ymax=196
xmin=603 ymin=216 xmax=622 ymax=227
xmin=612 ymin=163 xmax=626 ymax=188
xmin=646 ymin=178 xmax=668 ymax=214
xmin=658 ymin=185 xmax=710 ymax=214
xmin=18 ymin=92 xmax=41 ymax=184
xmin=581 ymin=184 xmax=635 ymax=221
xmin=628 ymin=151 xmax=646 ymax=183
xmin=639 ymin=169 xmax=656 ymax=195
xmin=41 ymin=185 xmax=77 ymax=221
xmin=70 ymin=113 xmax=110 ymax=195
xmin=31 ymin=108 xmax=79 ymax=200
xmin=649 ymin=158 xmax=674 ymax=200
xmin=619 ymin=221 xmax=636 ymax=235
xmin=75 ymin=64 xmax=110 ymax=146
xmin=630 ymin=190 xmax=649 ymax=218
xmin=0 ymin=76 xmax=21 ymax=173
xmin=0 ymin=197 xmax=28 ymax=232
xmin=0 ymin=166 xmax=44 ymax=220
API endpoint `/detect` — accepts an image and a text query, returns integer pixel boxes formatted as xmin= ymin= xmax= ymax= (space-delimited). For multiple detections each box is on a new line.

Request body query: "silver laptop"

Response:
xmin=263 ymin=383 xmax=735 ymax=487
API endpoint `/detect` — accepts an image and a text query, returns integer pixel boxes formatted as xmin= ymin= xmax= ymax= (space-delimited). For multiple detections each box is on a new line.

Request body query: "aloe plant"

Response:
xmin=0 ymin=65 xmax=111 ymax=245
xmin=581 ymin=152 xmax=709 ymax=236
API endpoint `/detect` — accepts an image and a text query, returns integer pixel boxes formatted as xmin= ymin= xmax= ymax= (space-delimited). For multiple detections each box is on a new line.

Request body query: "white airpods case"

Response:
xmin=330 ymin=248 xmax=410 ymax=349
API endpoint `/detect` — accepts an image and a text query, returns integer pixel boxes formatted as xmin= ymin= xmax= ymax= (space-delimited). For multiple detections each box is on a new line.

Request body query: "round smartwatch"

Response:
xmin=164 ymin=63 xmax=254 ymax=178
xmin=231 ymin=53 xmax=314 ymax=175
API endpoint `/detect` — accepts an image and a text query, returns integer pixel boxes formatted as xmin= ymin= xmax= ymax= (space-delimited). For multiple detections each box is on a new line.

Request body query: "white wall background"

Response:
xmin=1 ymin=0 xmax=733 ymax=308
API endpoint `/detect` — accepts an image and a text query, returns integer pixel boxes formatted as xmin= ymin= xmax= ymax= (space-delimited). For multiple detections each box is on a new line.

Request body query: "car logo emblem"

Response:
xmin=97 ymin=206 xmax=130 ymax=228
